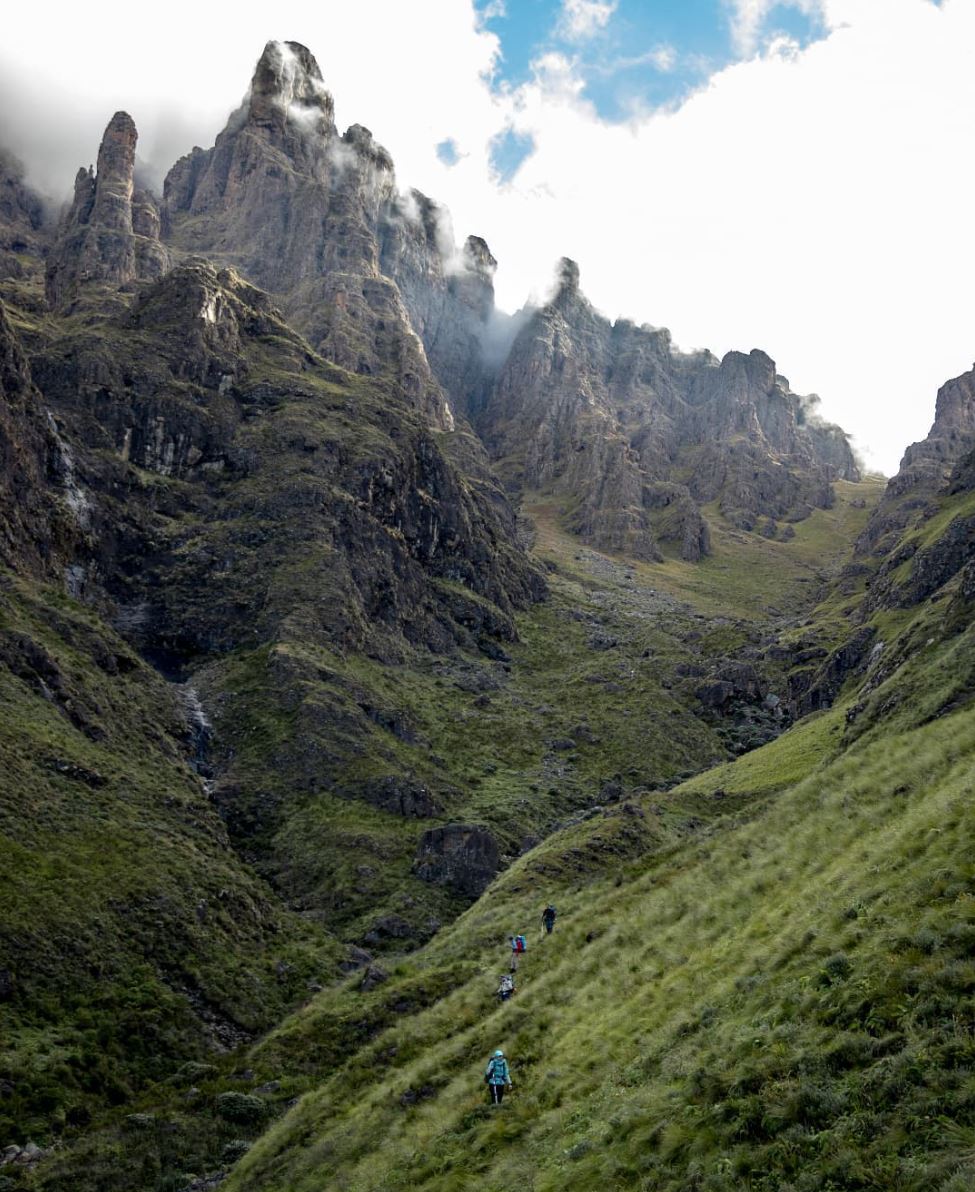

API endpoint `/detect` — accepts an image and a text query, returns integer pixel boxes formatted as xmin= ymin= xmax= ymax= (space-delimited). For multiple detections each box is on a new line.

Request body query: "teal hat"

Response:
xmin=494 ymin=1049 xmax=504 ymax=1057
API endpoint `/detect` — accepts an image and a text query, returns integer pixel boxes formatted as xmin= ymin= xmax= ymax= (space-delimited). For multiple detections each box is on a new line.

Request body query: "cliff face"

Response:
xmin=38 ymin=40 xmax=858 ymax=563
xmin=31 ymin=259 xmax=542 ymax=660
xmin=379 ymin=197 xmax=500 ymax=423
xmin=482 ymin=260 xmax=858 ymax=559
xmin=0 ymin=303 xmax=77 ymax=574
xmin=0 ymin=150 xmax=46 ymax=271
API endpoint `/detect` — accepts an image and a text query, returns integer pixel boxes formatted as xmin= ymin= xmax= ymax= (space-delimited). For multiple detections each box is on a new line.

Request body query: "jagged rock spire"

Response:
xmin=45 ymin=111 xmax=168 ymax=310
xmin=247 ymin=40 xmax=335 ymax=136
xmin=555 ymin=256 xmax=580 ymax=300
xmin=91 ymin=111 xmax=136 ymax=232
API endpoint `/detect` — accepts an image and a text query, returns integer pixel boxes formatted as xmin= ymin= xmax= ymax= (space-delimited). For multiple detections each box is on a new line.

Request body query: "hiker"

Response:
xmin=542 ymin=904 xmax=557 ymax=935
xmin=509 ymin=933 xmax=526 ymax=971
xmin=497 ymin=973 xmax=515 ymax=1002
xmin=484 ymin=1048 xmax=512 ymax=1105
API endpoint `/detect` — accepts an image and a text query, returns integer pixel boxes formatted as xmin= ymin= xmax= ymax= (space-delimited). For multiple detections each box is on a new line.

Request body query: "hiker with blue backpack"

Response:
xmin=484 ymin=1048 xmax=513 ymax=1105
xmin=508 ymin=933 xmax=527 ymax=971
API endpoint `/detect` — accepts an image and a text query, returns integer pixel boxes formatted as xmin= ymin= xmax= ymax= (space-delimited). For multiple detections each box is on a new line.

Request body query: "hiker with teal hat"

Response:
xmin=484 ymin=1048 xmax=512 ymax=1105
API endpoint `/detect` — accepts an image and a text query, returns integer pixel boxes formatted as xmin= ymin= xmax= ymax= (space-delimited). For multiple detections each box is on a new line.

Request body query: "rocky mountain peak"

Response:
xmin=341 ymin=124 xmax=394 ymax=173
xmin=92 ymin=111 xmax=137 ymax=231
xmin=45 ymin=111 xmax=168 ymax=310
xmin=860 ymin=364 xmax=975 ymax=554
xmin=463 ymin=235 xmax=497 ymax=279
xmin=718 ymin=348 xmax=777 ymax=393
xmin=932 ymin=366 xmax=975 ymax=435
xmin=248 ymin=40 xmax=335 ymax=135
xmin=553 ymin=256 xmax=581 ymax=304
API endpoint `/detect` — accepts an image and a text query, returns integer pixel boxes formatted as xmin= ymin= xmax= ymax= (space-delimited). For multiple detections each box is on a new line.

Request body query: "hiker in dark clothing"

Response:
xmin=542 ymin=905 xmax=557 ymax=934
xmin=485 ymin=1048 xmax=512 ymax=1104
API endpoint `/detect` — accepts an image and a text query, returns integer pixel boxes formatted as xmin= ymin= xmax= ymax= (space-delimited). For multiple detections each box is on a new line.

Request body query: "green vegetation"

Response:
xmin=0 ymin=574 xmax=338 ymax=1149
xmin=5 ymin=237 xmax=972 ymax=1192
xmin=221 ymin=597 xmax=975 ymax=1192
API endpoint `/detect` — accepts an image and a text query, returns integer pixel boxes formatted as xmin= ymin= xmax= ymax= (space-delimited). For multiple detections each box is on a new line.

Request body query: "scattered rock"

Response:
xmin=359 ymin=964 xmax=389 ymax=992
xmin=355 ymin=776 xmax=442 ymax=818
xmin=587 ymin=632 xmax=618 ymax=651
xmin=338 ymin=946 xmax=373 ymax=974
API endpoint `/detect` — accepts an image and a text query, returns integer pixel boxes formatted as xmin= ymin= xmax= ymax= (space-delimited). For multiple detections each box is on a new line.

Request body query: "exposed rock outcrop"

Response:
xmin=857 ymin=366 xmax=975 ymax=557
xmin=0 ymin=149 xmax=46 ymax=278
xmin=0 ymin=302 xmax=76 ymax=573
xmin=45 ymin=112 xmax=169 ymax=310
xmin=162 ymin=41 xmax=454 ymax=432
xmin=482 ymin=260 xmax=856 ymax=558
xmin=31 ymin=260 xmax=544 ymax=664
xmin=413 ymin=823 xmax=501 ymax=897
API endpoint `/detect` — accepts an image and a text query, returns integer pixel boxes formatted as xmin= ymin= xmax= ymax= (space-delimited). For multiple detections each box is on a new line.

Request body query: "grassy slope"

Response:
xmin=224 ymin=620 xmax=975 ymax=1191
xmin=257 ymin=475 xmax=883 ymax=945
xmin=211 ymin=475 xmax=975 ymax=1192
xmin=0 ymin=574 xmax=339 ymax=1149
xmin=14 ymin=469 xmax=885 ymax=1189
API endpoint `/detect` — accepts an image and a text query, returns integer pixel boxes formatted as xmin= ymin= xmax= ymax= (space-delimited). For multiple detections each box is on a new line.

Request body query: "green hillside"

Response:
xmin=220 ymin=540 xmax=975 ymax=1192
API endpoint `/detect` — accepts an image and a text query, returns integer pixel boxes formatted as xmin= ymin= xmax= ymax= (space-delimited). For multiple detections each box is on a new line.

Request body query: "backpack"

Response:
xmin=485 ymin=1056 xmax=505 ymax=1083
xmin=515 ymin=935 xmax=526 ymax=953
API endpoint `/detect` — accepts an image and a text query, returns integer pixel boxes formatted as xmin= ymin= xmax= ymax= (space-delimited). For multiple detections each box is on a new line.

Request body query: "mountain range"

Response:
xmin=1 ymin=39 xmax=973 ymax=1192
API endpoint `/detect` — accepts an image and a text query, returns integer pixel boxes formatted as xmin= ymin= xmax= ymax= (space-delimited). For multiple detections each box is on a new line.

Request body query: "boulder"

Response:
xmin=413 ymin=823 xmax=500 ymax=897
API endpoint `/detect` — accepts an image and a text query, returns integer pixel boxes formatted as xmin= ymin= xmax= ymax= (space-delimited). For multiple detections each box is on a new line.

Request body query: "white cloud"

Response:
xmin=1 ymin=0 xmax=973 ymax=474
xmin=557 ymin=0 xmax=618 ymax=42
xmin=648 ymin=44 xmax=678 ymax=72
xmin=726 ymin=0 xmax=827 ymax=57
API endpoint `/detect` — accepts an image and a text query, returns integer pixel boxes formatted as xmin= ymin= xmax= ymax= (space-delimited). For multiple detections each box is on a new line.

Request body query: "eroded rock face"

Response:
xmin=0 ymin=149 xmax=47 ymax=277
xmin=0 ymin=303 xmax=76 ymax=573
xmin=45 ymin=112 xmax=169 ymax=310
xmin=413 ymin=824 xmax=500 ymax=897
xmin=380 ymin=200 xmax=500 ymax=422
xmin=858 ymin=367 xmax=975 ymax=558
xmin=30 ymin=261 xmax=544 ymax=665
xmin=483 ymin=260 xmax=856 ymax=558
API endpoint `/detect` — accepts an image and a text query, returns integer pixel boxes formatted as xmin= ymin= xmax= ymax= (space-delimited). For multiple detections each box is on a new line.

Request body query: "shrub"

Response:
xmin=819 ymin=952 xmax=853 ymax=985
xmin=214 ymin=1092 xmax=266 ymax=1125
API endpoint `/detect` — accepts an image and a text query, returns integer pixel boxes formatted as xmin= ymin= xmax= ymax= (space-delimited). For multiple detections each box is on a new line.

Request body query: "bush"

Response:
xmin=819 ymin=952 xmax=853 ymax=985
xmin=214 ymin=1092 xmax=266 ymax=1125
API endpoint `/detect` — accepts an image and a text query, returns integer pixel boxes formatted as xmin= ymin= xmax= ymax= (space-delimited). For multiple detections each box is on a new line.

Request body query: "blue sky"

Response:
xmin=475 ymin=0 xmax=828 ymax=175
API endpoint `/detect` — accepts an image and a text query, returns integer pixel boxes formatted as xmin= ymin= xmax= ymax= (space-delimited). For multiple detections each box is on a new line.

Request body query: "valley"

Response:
xmin=1 ymin=36 xmax=973 ymax=1192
